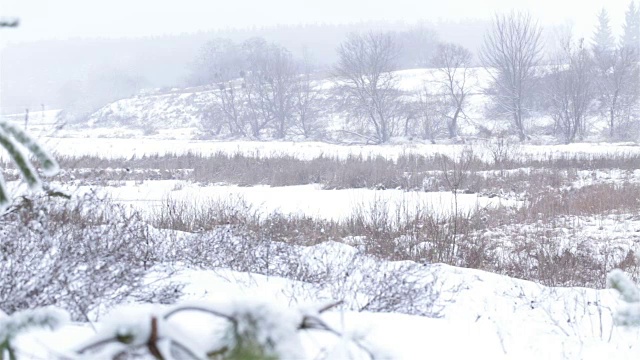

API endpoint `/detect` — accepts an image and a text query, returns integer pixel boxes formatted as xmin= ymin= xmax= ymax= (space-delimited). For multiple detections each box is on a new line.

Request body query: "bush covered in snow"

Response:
xmin=0 ymin=194 xmax=175 ymax=320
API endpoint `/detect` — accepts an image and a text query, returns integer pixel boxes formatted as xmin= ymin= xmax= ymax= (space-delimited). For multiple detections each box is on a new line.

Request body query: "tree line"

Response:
xmin=188 ymin=3 xmax=640 ymax=144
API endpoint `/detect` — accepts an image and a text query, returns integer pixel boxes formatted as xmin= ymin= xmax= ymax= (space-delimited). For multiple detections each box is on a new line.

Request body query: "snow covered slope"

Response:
xmin=13 ymin=243 xmax=640 ymax=359
xmin=79 ymin=67 xmax=493 ymax=135
xmin=87 ymin=89 xmax=216 ymax=129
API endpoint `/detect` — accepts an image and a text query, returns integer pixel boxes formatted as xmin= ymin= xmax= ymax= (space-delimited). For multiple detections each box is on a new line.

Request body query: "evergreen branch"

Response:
xmin=0 ymin=120 xmax=59 ymax=176
xmin=0 ymin=172 xmax=9 ymax=212
xmin=162 ymin=305 xmax=237 ymax=324
xmin=0 ymin=307 xmax=68 ymax=359
xmin=299 ymin=314 xmax=375 ymax=359
xmin=0 ymin=18 xmax=19 ymax=28
xmin=76 ymin=316 xmax=205 ymax=360
xmin=608 ymin=269 xmax=640 ymax=303
xmin=0 ymin=129 xmax=40 ymax=189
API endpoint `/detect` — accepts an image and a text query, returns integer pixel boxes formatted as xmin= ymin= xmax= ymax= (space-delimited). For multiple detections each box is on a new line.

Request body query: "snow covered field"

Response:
xmin=3 ymin=109 xmax=640 ymax=163
xmin=77 ymin=181 xmax=517 ymax=220
xmin=29 ymin=135 xmax=640 ymax=162
xmin=11 ymin=248 xmax=640 ymax=359
xmin=3 ymin=110 xmax=640 ymax=359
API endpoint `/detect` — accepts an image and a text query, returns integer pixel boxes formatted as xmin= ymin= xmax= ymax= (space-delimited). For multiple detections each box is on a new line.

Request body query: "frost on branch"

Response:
xmin=75 ymin=307 xmax=205 ymax=359
xmin=608 ymin=269 xmax=640 ymax=303
xmin=0 ymin=307 xmax=69 ymax=359
xmin=608 ymin=269 xmax=640 ymax=326
xmin=0 ymin=194 xmax=152 ymax=321
xmin=75 ymin=299 xmax=373 ymax=359
xmin=0 ymin=120 xmax=59 ymax=176
xmin=201 ymin=299 xmax=306 ymax=359
xmin=0 ymin=118 xmax=60 ymax=212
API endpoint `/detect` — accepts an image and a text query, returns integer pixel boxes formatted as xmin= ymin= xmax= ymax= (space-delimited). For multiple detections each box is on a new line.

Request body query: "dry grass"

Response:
xmin=3 ymin=147 xmax=639 ymax=192
xmin=146 ymin=178 xmax=640 ymax=289
xmin=4 ymin=145 xmax=640 ymax=290
xmin=0 ymin=194 xmax=180 ymax=320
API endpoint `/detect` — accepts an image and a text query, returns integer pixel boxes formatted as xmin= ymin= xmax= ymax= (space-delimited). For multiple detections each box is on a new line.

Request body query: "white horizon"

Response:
xmin=0 ymin=0 xmax=632 ymax=44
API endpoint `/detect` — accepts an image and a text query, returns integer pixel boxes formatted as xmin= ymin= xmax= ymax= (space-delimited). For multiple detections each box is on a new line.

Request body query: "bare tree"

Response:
xmin=263 ymin=47 xmax=298 ymax=139
xmin=240 ymin=71 xmax=271 ymax=138
xmin=188 ymin=38 xmax=245 ymax=86
xmin=594 ymin=46 xmax=640 ymax=138
xmin=334 ymin=32 xmax=405 ymax=143
xmin=411 ymin=87 xmax=447 ymax=143
xmin=291 ymin=57 xmax=323 ymax=139
xmin=590 ymin=8 xmax=640 ymax=139
xmin=395 ymin=25 xmax=440 ymax=69
xmin=240 ymin=38 xmax=299 ymax=139
xmin=432 ymin=43 xmax=474 ymax=138
xmin=546 ymin=37 xmax=596 ymax=143
xmin=480 ymin=12 xmax=543 ymax=141
xmin=196 ymin=38 xmax=302 ymax=139
xmin=199 ymin=101 xmax=225 ymax=137
xmin=208 ymin=79 xmax=247 ymax=137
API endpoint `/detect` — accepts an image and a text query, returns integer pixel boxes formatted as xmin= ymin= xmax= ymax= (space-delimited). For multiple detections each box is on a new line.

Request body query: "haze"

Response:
xmin=2 ymin=1 xmax=640 ymax=357
xmin=0 ymin=0 xmax=631 ymax=43
xmin=0 ymin=0 xmax=634 ymax=113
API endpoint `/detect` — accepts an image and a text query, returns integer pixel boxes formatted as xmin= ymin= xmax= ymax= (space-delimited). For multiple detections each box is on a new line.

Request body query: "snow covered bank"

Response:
xmin=83 ymin=181 xmax=517 ymax=220
xmin=13 ymin=257 xmax=640 ymax=359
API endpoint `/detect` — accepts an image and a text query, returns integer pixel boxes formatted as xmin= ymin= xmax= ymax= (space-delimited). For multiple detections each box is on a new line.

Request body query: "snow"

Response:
xmin=2 ymin=174 xmax=639 ymax=359
xmin=0 ymin=307 xmax=69 ymax=342
xmin=13 ymin=260 xmax=640 ymax=359
xmin=1 ymin=307 xmax=70 ymax=359
xmin=609 ymin=269 xmax=640 ymax=303
xmin=5 ymin=109 xmax=640 ymax=162
xmin=4 ymin=107 xmax=640 ymax=358
xmin=81 ymin=181 xmax=517 ymax=221
xmin=1 ymin=134 xmax=637 ymax=166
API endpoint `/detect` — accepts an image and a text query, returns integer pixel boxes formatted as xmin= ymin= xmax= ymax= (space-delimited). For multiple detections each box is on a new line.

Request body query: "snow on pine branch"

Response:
xmin=74 ymin=306 xmax=206 ymax=359
xmin=0 ymin=118 xmax=60 ymax=212
xmin=608 ymin=269 xmax=640 ymax=303
xmin=0 ymin=129 xmax=39 ymax=188
xmin=608 ymin=269 xmax=640 ymax=326
xmin=0 ymin=120 xmax=59 ymax=177
xmin=75 ymin=299 xmax=373 ymax=359
xmin=0 ymin=307 xmax=69 ymax=358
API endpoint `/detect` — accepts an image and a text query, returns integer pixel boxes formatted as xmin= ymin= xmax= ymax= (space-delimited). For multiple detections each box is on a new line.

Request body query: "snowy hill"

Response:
xmin=78 ymin=67 xmax=497 ymax=139
xmin=87 ymin=88 xmax=217 ymax=129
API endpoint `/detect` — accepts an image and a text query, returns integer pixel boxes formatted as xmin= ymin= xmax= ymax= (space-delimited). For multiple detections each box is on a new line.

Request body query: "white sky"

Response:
xmin=0 ymin=0 xmax=634 ymax=43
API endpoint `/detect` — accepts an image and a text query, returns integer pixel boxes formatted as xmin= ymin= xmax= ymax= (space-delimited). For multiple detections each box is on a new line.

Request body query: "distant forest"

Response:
xmin=0 ymin=19 xmax=490 ymax=114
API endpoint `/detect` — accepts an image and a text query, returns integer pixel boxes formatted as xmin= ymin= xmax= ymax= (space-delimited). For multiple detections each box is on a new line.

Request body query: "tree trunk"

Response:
xmin=515 ymin=113 xmax=526 ymax=141
xmin=449 ymin=108 xmax=460 ymax=138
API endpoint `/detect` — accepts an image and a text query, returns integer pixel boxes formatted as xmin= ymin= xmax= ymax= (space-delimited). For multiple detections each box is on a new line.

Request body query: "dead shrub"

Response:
xmin=0 ymin=193 xmax=171 ymax=320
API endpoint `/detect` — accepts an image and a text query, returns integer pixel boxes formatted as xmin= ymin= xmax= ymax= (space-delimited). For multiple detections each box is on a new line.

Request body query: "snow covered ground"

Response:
xmin=3 ymin=110 xmax=640 ymax=359
xmin=12 ymin=248 xmax=640 ymax=359
xmin=4 ymin=109 xmax=640 ymax=162
xmin=1 ymin=130 xmax=637 ymax=165
xmin=72 ymin=181 xmax=517 ymax=220
xmin=42 ymin=136 xmax=640 ymax=160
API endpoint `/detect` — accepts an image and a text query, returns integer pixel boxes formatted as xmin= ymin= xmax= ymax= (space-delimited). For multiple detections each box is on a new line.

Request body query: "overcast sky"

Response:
xmin=0 ymin=0 xmax=634 ymax=43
